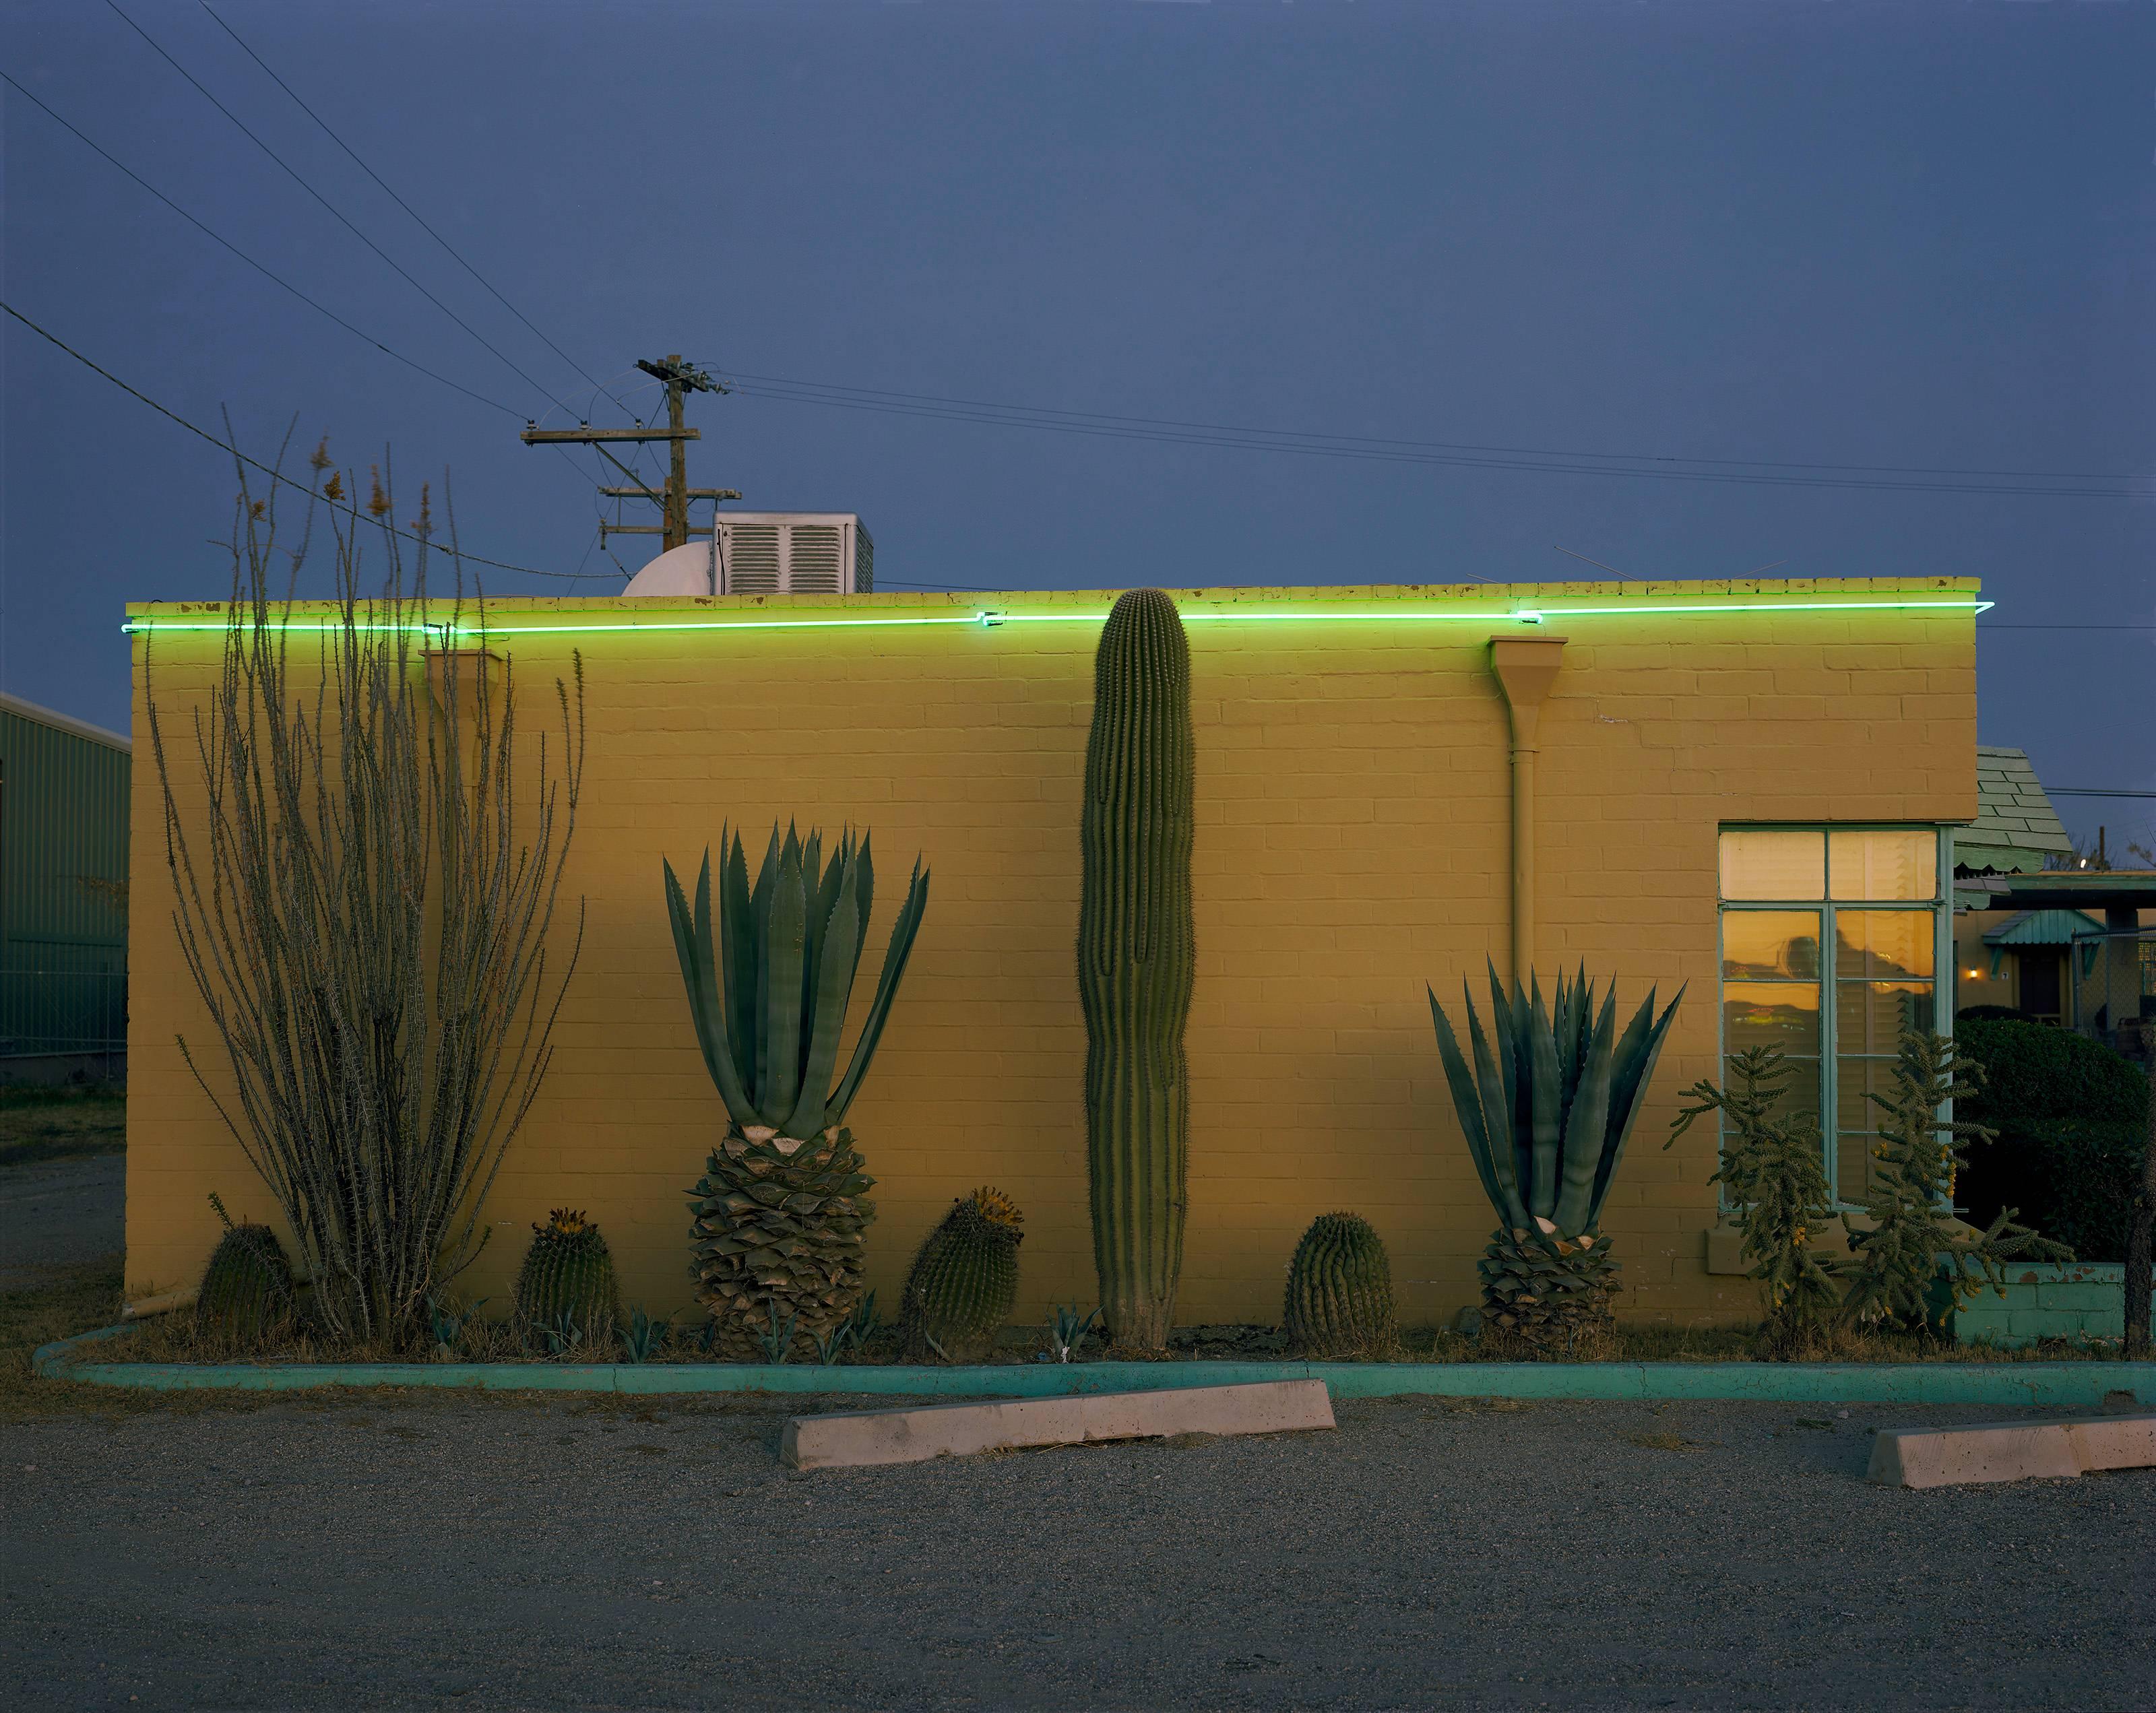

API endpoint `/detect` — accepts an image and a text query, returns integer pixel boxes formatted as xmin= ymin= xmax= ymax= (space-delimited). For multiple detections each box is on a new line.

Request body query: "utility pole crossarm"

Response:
xmin=600 ymin=486 xmax=740 ymax=500
xmin=523 ymin=352 xmax=728 ymax=554
xmin=521 ymin=426 xmax=700 ymax=443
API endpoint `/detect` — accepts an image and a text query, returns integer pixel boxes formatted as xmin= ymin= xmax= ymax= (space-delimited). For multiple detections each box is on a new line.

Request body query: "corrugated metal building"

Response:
xmin=0 ymin=693 xmax=131 ymax=1081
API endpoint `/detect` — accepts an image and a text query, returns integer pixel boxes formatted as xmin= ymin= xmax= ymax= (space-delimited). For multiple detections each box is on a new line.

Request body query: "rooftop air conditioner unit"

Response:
xmin=620 ymin=513 xmax=873 ymax=597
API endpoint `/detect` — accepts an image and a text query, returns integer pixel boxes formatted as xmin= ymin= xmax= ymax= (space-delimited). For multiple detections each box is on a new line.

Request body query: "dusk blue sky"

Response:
xmin=4 ymin=1 xmax=2151 ymax=842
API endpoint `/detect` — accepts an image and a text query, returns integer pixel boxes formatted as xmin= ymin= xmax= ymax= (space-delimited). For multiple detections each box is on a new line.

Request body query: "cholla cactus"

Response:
xmin=1667 ymin=1047 xmax=1840 ymax=1355
xmin=1839 ymin=1033 xmax=2070 ymax=1334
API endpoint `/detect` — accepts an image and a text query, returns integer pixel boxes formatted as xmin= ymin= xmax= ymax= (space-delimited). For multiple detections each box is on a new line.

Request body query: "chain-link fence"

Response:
xmin=0 ymin=966 xmax=127 ymax=1082
xmin=2075 ymin=928 xmax=2156 ymax=1064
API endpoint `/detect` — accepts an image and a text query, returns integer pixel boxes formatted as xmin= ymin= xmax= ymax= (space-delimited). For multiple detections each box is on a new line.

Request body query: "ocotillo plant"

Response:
xmin=1078 ymin=588 xmax=1195 ymax=1351
xmin=144 ymin=451 xmax=586 ymax=1347
xmin=665 ymin=823 xmax=929 ymax=1359
xmin=1430 ymin=962 xmax=1682 ymax=1349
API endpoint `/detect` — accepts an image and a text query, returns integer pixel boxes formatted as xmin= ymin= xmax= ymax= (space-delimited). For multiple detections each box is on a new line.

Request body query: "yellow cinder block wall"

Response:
xmin=123 ymin=578 xmax=1979 ymax=1329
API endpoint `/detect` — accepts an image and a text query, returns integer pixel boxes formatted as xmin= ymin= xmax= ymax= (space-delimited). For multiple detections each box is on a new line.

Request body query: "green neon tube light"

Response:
xmin=119 ymin=595 xmax=1992 ymax=638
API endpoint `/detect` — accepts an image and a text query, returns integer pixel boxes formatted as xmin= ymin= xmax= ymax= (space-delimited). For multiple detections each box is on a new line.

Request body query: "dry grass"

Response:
xmin=0 ymin=1084 xmax=126 ymax=1168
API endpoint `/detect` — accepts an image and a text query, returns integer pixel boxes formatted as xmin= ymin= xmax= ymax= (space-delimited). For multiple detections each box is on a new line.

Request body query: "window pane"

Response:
xmin=1836 ymin=1129 xmax=1883 ymax=1205
xmin=1835 ymin=911 xmax=1936 ymax=980
xmin=1730 ymin=1054 xmax=1822 ymax=1124
xmin=1724 ymin=982 xmax=1821 ymax=1055
xmin=1721 ymin=831 xmax=1825 ymax=901
xmin=1829 ymin=830 xmax=1936 ymax=901
xmin=1837 ymin=1057 xmax=1893 ymax=1134
xmin=1723 ymin=912 xmax=1822 ymax=980
xmin=1836 ymin=980 xmax=1935 ymax=1054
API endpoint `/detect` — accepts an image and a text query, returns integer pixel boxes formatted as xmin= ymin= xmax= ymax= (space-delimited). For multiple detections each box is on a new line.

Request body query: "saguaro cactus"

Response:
xmin=1079 ymin=587 xmax=1195 ymax=1350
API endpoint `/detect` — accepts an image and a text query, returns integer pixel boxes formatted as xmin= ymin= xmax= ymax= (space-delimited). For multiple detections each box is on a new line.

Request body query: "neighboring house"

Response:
xmin=0 ymin=693 xmax=131 ymax=1082
xmin=1951 ymin=745 xmax=2155 ymax=1058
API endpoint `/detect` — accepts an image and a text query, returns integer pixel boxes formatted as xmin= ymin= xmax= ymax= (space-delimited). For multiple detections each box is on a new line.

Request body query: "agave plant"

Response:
xmin=664 ymin=823 xmax=929 ymax=1359
xmin=1429 ymin=962 xmax=1682 ymax=1348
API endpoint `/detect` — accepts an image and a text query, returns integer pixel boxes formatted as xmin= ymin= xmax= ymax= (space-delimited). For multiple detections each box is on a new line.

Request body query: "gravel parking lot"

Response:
xmin=3 ymin=1388 xmax=2150 ymax=1711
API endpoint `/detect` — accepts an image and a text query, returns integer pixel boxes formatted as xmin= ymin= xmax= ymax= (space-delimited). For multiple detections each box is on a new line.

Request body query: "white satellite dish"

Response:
xmin=621 ymin=539 xmax=719 ymax=597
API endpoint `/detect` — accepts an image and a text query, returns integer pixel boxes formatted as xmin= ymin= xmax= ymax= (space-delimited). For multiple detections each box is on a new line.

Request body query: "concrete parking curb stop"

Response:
xmin=781 ymin=1379 xmax=1336 ymax=1468
xmin=30 ymin=1325 xmax=2156 ymax=1406
xmin=1868 ymin=1411 xmax=2156 ymax=1488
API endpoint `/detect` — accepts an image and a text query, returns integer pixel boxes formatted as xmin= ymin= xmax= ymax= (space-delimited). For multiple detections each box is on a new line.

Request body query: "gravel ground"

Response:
xmin=3 ymin=1391 xmax=2150 ymax=1711
xmin=0 ymin=1155 xmax=123 ymax=1289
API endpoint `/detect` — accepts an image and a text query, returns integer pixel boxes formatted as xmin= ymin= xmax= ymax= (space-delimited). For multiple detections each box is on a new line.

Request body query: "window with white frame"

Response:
xmin=1717 ymin=828 xmax=1950 ymax=1204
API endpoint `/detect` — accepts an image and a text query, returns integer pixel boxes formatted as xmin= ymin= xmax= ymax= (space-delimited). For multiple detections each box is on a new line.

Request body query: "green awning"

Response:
xmin=1981 ymin=909 xmax=2105 ymax=979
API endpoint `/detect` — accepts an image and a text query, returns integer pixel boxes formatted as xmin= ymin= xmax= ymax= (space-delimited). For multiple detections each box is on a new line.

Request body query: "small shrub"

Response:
xmin=1045 ymin=1304 xmax=1101 ymax=1363
xmin=1956 ymin=1021 xmax=2149 ymax=1262
xmin=620 ymin=1307 xmax=669 ymax=1364
xmin=1955 ymin=1019 xmax=2148 ymax=1132
xmin=1959 ymin=1118 xmax=2146 ymax=1263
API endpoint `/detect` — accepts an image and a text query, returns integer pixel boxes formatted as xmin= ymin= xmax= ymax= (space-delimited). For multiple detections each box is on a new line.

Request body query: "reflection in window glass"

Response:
xmin=1837 ymin=1059 xmax=1891 ymax=1135
xmin=1720 ymin=831 xmax=1825 ymax=901
xmin=1723 ymin=983 xmax=1822 ymax=1056
xmin=1829 ymin=830 xmax=1936 ymax=901
xmin=1837 ymin=981 xmax=1936 ymax=1055
xmin=1718 ymin=826 xmax=1945 ymax=1206
xmin=1835 ymin=911 xmax=1936 ymax=980
xmin=1722 ymin=912 xmax=1822 ymax=980
xmin=1735 ymin=1055 xmax=1822 ymax=1126
xmin=1836 ymin=1129 xmax=1884 ymax=1206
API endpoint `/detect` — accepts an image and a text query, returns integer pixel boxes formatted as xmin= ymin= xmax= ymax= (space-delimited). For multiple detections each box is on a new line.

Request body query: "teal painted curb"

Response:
xmin=32 ymin=1326 xmax=2155 ymax=1406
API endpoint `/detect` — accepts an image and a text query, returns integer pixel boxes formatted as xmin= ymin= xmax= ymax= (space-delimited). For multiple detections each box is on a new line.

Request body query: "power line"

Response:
xmin=0 ymin=71 xmax=521 ymax=421
xmin=724 ymin=373 xmax=2149 ymax=501
xmin=1980 ymin=624 xmax=2156 ymax=632
xmin=195 ymin=0 xmax=629 ymax=421
xmin=103 ymin=0 xmax=566 ymax=416
xmin=2048 ymin=789 xmax=2156 ymax=800
xmin=721 ymin=368 xmax=2142 ymax=486
xmin=2 ymin=299 xmax=610 ymax=581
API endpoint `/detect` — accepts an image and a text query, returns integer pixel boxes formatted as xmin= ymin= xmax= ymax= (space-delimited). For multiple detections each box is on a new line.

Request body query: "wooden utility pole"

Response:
xmin=521 ymin=354 xmax=738 ymax=552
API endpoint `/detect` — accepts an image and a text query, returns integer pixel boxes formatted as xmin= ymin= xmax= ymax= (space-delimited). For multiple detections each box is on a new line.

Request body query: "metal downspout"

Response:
xmin=1488 ymin=637 xmax=1568 ymax=985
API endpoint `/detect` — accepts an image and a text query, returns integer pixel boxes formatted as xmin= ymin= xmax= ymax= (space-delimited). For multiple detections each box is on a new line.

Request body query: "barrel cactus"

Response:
xmin=195 ymin=1192 xmax=296 ymax=1343
xmin=1283 ymin=1213 xmax=1397 ymax=1359
xmin=1429 ymin=963 xmax=1683 ymax=1349
xmin=665 ymin=823 xmax=930 ymax=1360
xmin=901 ymin=1188 xmax=1025 ymax=1360
xmin=514 ymin=1208 xmax=622 ymax=1332
xmin=1079 ymin=589 xmax=1195 ymax=1351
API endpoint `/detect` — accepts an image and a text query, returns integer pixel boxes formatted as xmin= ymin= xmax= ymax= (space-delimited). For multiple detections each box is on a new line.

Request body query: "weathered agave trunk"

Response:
xmin=1079 ymin=589 xmax=1195 ymax=1350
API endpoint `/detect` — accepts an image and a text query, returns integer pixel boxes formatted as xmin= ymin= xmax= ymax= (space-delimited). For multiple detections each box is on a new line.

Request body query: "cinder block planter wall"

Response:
xmin=1955 ymin=1263 xmax=2154 ymax=1347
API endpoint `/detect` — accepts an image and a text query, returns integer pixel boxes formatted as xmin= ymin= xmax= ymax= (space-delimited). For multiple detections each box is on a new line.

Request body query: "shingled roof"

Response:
xmin=1958 ymin=746 xmax=2072 ymax=880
